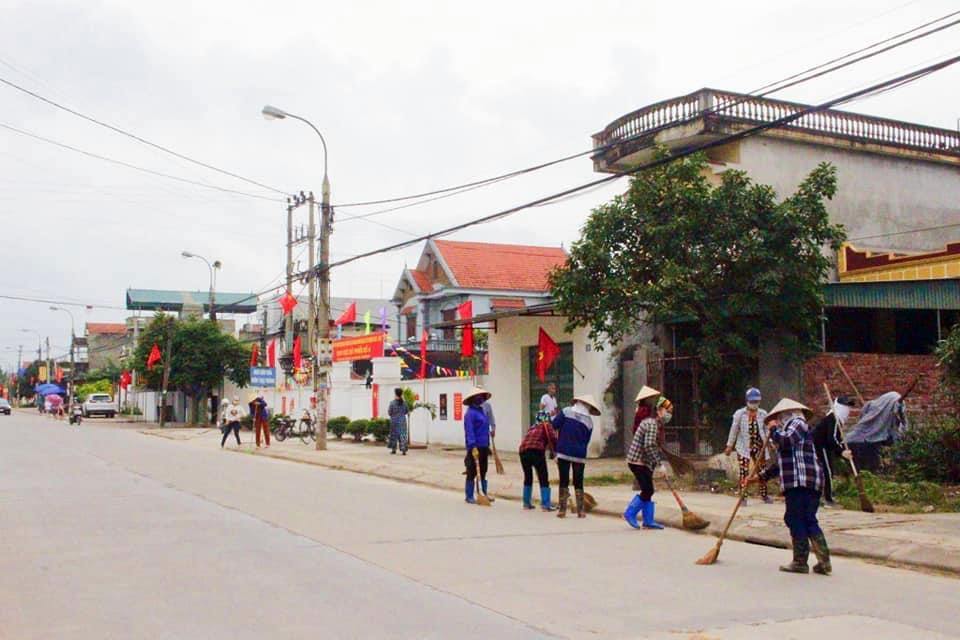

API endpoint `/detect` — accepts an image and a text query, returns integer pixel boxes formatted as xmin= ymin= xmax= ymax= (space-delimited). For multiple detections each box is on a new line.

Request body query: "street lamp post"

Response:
xmin=262 ymin=104 xmax=332 ymax=450
xmin=50 ymin=306 xmax=76 ymax=412
xmin=181 ymin=251 xmax=221 ymax=322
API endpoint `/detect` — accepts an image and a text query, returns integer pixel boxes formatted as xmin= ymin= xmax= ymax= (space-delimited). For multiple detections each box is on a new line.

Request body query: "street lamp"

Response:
xmin=49 ymin=306 xmax=77 ymax=410
xmin=181 ymin=251 xmax=221 ymax=321
xmin=262 ymin=103 xmax=332 ymax=451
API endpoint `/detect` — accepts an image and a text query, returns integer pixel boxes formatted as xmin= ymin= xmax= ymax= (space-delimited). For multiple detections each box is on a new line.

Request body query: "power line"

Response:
xmin=0 ymin=122 xmax=282 ymax=202
xmin=849 ymin=221 xmax=960 ymax=242
xmin=0 ymin=292 xmax=125 ymax=310
xmin=326 ymin=54 xmax=960 ymax=272
xmin=0 ymin=74 xmax=288 ymax=196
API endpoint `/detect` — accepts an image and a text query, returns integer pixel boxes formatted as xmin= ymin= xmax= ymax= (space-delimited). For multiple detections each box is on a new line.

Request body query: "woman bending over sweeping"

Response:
xmin=552 ymin=394 xmax=602 ymax=518
xmin=519 ymin=409 xmax=558 ymax=511
xmin=623 ymin=397 xmax=673 ymax=529
xmin=745 ymin=398 xmax=832 ymax=575
xmin=462 ymin=387 xmax=493 ymax=504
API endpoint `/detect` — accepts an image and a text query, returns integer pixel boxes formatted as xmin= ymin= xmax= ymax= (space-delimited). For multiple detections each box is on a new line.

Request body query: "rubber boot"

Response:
xmin=540 ymin=486 xmax=555 ymax=511
xmin=464 ymin=479 xmax=476 ymax=504
xmin=810 ymin=532 xmax=832 ymax=575
xmin=557 ymin=488 xmax=568 ymax=518
xmin=623 ymin=495 xmax=643 ymax=529
xmin=780 ymin=538 xmax=810 ymax=573
xmin=522 ymin=485 xmax=534 ymax=510
xmin=481 ymin=480 xmax=494 ymax=502
xmin=575 ymin=490 xmax=586 ymax=518
xmin=641 ymin=500 xmax=664 ymax=529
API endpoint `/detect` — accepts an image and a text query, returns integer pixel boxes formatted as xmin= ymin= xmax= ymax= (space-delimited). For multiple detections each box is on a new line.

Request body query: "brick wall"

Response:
xmin=802 ymin=352 xmax=956 ymax=422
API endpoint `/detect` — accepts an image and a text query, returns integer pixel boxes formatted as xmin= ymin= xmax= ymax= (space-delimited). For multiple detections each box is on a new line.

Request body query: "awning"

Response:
xmin=126 ymin=289 xmax=258 ymax=314
xmin=429 ymin=302 xmax=559 ymax=329
xmin=824 ymin=279 xmax=960 ymax=310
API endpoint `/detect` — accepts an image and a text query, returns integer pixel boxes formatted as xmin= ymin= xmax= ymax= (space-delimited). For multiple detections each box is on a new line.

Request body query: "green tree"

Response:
xmin=85 ymin=360 xmax=123 ymax=384
xmin=132 ymin=313 xmax=252 ymax=424
xmin=549 ymin=149 xmax=845 ymax=425
xmin=16 ymin=361 xmax=41 ymax=400
xmin=936 ymin=322 xmax=960 ymax=405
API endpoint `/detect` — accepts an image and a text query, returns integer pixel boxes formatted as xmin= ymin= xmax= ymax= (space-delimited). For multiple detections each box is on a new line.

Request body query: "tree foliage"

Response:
xmin=550 ymin=150 xmax=845 ymax=418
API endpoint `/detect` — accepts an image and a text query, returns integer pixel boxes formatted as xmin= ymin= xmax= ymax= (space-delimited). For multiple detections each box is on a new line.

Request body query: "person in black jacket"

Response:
xmin=812 ymin=395 xmax=856 ymax=507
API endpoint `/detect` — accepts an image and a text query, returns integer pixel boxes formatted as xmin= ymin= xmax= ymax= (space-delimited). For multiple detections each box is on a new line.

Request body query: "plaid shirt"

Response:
xmin=759 ymin=416 xmax=823 ymax=492
xmin=519 ymin=421 xmax=557 ymax=453
xmin=626 ymin=417 xmax=662 ymax=468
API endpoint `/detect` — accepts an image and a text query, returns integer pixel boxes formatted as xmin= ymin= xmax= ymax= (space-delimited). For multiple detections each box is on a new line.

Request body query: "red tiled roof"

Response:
xmin=490 ymin=297 xmax=526 ymax=310
xmin=400 ymin=305 xmax=415 ymax=315
xmin=86 ymin=322 xmax=127 ymax=335
xmin=409 ymin=269 xmax=433 ymax=293
xmin=433 ymin=240 xmax=566 ymax=291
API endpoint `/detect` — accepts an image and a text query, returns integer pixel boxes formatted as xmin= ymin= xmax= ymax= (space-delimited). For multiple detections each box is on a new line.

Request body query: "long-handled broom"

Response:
xmin=474 ymin=455 xmax=491 ymax=507
xmin=696 ymin=462 xmax=751 ymax=565
xmin=662 ymin=474 xmax=710 ymax=530
xmin=491 ymin=436 xmax=505 ymax=475
xmin=822 ymin=382 xmax=874 ymax=513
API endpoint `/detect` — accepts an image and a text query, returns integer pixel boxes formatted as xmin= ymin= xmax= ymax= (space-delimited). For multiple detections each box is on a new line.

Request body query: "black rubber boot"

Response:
xmin=810 ymin=532 xmax=832 ymax=575
xmin=779 ymin=538 xmax=810 ymax=574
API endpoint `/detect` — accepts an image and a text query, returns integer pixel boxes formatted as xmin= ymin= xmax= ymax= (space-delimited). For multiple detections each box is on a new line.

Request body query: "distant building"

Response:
xmin=85 ymin=322 xmax=129 ymax=371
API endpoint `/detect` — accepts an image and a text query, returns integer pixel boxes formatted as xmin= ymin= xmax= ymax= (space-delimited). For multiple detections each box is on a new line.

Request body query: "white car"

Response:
xmin=82 ymin=393 xmax=118 ymax=418
xmin=0 ymin=398 xmax=10 ymax=415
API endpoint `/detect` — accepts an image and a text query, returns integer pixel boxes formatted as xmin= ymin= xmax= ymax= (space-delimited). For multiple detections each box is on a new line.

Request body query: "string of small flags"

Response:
xmin=389 ymin=344 xmax=473 ymax=378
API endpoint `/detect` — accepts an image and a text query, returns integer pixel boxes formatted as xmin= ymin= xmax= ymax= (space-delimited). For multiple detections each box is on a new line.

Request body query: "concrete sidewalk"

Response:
xmin=142 ymin=428 xmax=960 ymax=576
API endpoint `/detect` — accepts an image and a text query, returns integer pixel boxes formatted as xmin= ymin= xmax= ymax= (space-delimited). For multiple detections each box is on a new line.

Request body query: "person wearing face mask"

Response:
xmin=812 ymin=395 xmax=856 ymax=507
xmin=725 ymin=388 xmax=771 ymax=505
xmin=745 ymin=398 xmax=831 ymax=575
xmin=552 ymin=394 xmax=602 ymax=519
xmin=623 ymin=397 xmax=674 ymax=529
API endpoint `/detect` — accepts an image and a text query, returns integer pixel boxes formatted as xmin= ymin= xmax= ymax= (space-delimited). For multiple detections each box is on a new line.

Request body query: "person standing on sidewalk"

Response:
xmin=220 ymin=396 xmax=243 ymax=448
xmin=539 ymin=382 xmax=559 ymax=419
xmin=519 ymin=413 xmax=558 ymax=511
xmin=387 ymin=387 xmax=409 ymax=455
xmin=725 ymin=388 xmax=771 ymax=505
xmin=812 ymin=395 xmax=856 ymax=507
xmin=746 ymin=398 xmax=832 ymax=576
xmin=552 ymin=394 xmax=601 ymax=519
xmin=623 ymin=396 xmax=673 ymax=530
xmin=249 ymin=394 xmax=270 ymax=448
xmin=463 ymin=388 xmax=492 ymax=504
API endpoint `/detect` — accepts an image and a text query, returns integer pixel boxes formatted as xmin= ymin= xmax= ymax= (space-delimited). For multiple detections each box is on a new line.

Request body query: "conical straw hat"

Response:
xmin=463 ymin=387 xmax=492 ymax=404
xmin=766 ymin=398 xmax=812 ymax=421
xmin=635 ymin=386 xmax=661 ymax=403
xmin=573 ymin=394 xmax=602 ymax=416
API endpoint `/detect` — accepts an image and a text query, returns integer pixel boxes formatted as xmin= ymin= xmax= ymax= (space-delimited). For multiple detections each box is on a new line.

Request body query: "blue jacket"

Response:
xmin=464 ymin=405 xmax=491 ymax=450
xmin=552 ymin=407 xmax=593 ymax=463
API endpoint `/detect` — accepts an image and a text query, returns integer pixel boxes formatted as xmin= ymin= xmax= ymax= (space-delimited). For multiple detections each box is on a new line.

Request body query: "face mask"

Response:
xmin=833 ymin=402 xmax=851 ymax=425
xmin=747 ymin=402 xmax=759 ymax=411
xmin=661 ymin=412 xmax=673 ymax=424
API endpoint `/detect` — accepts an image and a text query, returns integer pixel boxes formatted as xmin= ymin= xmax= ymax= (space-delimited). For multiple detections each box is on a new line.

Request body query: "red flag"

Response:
xmin=292 ymin=335 xmax=302 ymax=371
xmin=457 ymin=301 xmax=474 ymax=357
xmin=536 ymin=328 xmax=561 ymax=382
xmin=250 ymin=343 xmax=259 ymax=367
xmin=419 ymin=330 xmax=428 ymax=379
xmin=119 ymin=370 xmax=132 ymax=390
xmin=267 ymin=340 xmax=276 ymax=368
xmin=336 ymin=301 xmax=357 ymax=326
xmin=147 ymin=343 xmax=162 ymax=371
xmin=280 ymin=291 xmax=298 ymax=316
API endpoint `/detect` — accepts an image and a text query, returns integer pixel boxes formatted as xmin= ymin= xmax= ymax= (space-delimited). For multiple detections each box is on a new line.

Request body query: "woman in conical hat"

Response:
xmin=551 ymin=394 xmax=601 ymax=518
xmin=632 ymin=386 xmax=660 ymax=434
xmin=462 ymin=388 xmax=492 ymax=504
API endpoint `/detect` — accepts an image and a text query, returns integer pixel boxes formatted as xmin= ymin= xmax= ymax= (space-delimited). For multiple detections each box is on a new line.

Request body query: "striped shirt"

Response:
xmin=759 ymin=416 xmax=822 ymax=492
xmin=626 ymin=417 xmax=661 ymax=468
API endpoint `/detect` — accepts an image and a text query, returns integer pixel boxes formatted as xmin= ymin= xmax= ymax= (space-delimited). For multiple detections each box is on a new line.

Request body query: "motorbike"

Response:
xmin=69 ymin=407 xmax=83 ymax=425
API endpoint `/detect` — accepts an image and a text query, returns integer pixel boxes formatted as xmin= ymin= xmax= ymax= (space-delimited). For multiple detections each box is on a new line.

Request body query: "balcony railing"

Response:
xmin=593 ymin=88 xmax=960 ymax=158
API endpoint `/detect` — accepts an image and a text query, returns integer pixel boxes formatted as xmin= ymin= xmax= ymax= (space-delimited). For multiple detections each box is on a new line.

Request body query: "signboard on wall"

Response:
xmin=250 ymin=367 xmax=277 ymax=388
xmin=332 ymin=332 xmax=386 ymax=362
xmin=453 ymin=392 xmax=463 ymax=421
xmin=439 ymin=393 xmax=448 ymax=420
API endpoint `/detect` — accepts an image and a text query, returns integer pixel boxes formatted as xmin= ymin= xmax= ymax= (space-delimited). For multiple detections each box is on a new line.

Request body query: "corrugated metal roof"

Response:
xmin=824 ymin=279 xmax=960 ymax=310
xmin=126 ymin=289 xmax=258 ymax=313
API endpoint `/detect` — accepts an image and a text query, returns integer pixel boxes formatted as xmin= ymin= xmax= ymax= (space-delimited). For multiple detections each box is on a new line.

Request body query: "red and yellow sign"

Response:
xmin=332 ymin=332 xmax=386 ymax=362
xmin=453 ymin=392 xmax=463 ymax=421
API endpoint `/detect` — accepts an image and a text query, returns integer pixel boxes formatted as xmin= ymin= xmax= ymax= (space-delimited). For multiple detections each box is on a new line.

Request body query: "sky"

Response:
xmin=2 ymin=0 xmax=959 ymax=369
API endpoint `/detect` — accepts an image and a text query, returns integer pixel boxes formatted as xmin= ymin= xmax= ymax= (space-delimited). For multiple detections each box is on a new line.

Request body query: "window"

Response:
xmin=405 ymin=314 xmax=417 ymax=341
xmin=441 ymin=308 xmax=457 ymax=340
xmin=824 ymin=308 xmax=956 ymax=355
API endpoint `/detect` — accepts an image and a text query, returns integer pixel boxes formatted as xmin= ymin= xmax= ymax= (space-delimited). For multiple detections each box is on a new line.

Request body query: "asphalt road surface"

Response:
xmin=1 ymin=412 xmax=957 ymax=639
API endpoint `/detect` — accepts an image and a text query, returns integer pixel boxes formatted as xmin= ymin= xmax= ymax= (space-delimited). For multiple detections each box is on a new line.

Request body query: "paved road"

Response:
xmin=1 ymin=413 xmax=957 ymax=639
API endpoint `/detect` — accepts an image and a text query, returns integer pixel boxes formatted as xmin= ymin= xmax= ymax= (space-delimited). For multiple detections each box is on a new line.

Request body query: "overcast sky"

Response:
xmin=2 ymin=0 xmax=959 ymax=368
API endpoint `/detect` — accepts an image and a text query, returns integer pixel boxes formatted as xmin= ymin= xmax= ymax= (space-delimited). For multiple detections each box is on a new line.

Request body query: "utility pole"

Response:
xmin=159 ymin=324 xmax=173 ymax=427
xmin=260 ymin=306 xmax=268 ymax=367
xmin=307 ymin=192 xmax=317 ymax=402
xmin=315 ymin=176 xmax=331 ymax=450
xmin=16 ymin=344 xmax=22 ymax=406
xmin=45 ymin=337 xmax=51 ymax=383
xmin=68 ymin=329 xmax=75 ymax=412
xmin=285 ymin=198 xmax=294 ymax=360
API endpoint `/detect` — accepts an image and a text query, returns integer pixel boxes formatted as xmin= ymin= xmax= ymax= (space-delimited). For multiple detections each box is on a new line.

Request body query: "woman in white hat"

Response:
xmin=462 ymin=387 xmax=493 ymax=504
xmin=220 ymin=395 xmax=244 ymax=448
xmin=551 ymin=394 xmax=601 ymax=518
xmin=745 ymin=398 xmax=831 ymax=576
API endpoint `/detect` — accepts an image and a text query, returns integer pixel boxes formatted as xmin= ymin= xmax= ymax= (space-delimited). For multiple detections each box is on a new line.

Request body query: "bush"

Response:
xmin=240 ymin=415 xmax=253 ymax=430
xmin=328 ymin=416 xmax=350 ymax=439
xmin=889 ymin=417 xmax=960 ymax=484
xmin=76 ymin=379 xmax=113 ymax=402
xmin=346 ymin=419 xmax=369 ymax=442
xmin=369 ymin=418 xmax=391 ymax=442
xmin=120 ymin=406 xmax=142 ymax=416
xmin=833 ymin=471 xmax=955 ymax=512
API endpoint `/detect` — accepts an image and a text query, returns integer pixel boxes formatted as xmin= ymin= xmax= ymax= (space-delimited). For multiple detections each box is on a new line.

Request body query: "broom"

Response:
xmin=696 ymin=461 xmax=752 ymax=565
xmin=491 ymin=436 xmax=505 ymax=475
xmin=822 ymin=382 xmax=874 ymax=513
xmin=474 ymin=456 xmax=491 ymax=507
xmin=663 ymin=474 xmax=709 ymax=530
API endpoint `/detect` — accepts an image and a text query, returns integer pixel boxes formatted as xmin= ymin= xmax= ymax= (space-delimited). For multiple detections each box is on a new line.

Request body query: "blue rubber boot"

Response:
xmin=481 ymin=480 xmax=495 ymax=502
xmin=641 ymin=500 xmax=664 ymax=529
xmin=540 ymin=487 xmax=555 ymax=511
xmin=623 ymin=495 xmax=643 ymax=529
xmin=465 ymin=479 xmax=476 ymax=504
xmin=522 ymin=485 xmax=534 ymax=509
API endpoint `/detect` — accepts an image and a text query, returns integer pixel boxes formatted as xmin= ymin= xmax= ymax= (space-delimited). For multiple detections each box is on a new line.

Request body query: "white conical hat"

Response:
xmin=635 ymin=386 xmax=661 ymax=403
xmin=573 ymin=394 xmax=602 ymax=416
xmin=463 ymin=387 xmax=492 ymax=404
xmin=767 ymin=398 xmax=812 ymax=421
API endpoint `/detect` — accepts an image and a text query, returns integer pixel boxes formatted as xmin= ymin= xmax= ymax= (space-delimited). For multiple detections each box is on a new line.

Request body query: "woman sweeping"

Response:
xmin=552 ymin=394 xmax=602 ymax=519
xmin=462 ymin=387 xmax=493 ymax=504
xmin=725 ymin=387 xmax=772 ymax=505
xmin=632 ymin=386 xmax=660 ymax=434
xmin=623 ymin=396 xmax=673 ymax=529
xmin=519 ymin=409 xmax=558 ymax=511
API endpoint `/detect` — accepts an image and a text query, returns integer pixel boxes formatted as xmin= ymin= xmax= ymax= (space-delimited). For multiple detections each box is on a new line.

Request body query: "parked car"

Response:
xmin=82 ymin=393 xmax=118 ymax=418
xmin=0 ymin=398 xmax=11 ymax=415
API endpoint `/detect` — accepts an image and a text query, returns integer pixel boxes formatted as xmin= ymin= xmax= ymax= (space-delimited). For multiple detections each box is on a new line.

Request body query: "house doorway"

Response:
xmin=525 ymin=342 xmax=573 ymax=430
